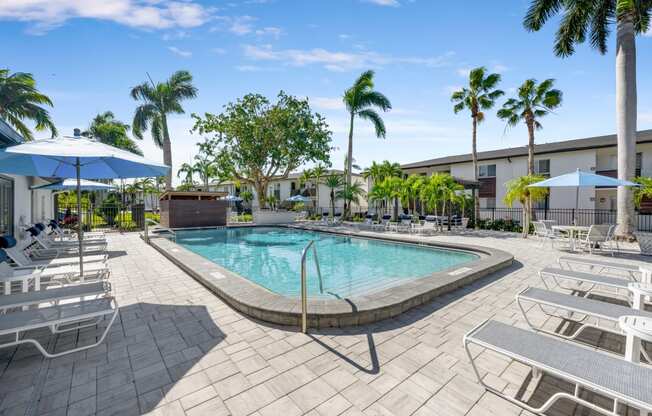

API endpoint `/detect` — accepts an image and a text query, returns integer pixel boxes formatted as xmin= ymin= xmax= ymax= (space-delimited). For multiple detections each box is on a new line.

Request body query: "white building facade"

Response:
xmin=0 ymin=120 xmax=55 ymax=240
xmin=208 ymin=170 xmax=368 ymax=214
xmin=402 ymin=130 xmax=652 ymax=214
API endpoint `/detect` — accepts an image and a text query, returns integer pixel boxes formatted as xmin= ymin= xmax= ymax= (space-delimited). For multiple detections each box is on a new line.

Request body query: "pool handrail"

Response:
xmin=144 ymin=218 xmax=176 ymax=244
xmin=300 ymin=240 xmax=324 ymax=333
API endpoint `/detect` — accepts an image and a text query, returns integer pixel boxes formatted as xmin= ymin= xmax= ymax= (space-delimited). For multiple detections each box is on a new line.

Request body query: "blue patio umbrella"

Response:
xmin=223 ymin=194 xmax=243 ymax=202
xmin=528 ymin=169 xmax=640 ymax=223
xmin=286 ymin=194 xmax=312 ymax=203
xmin=0 ymin=135 xmax=169 ymax=276
xmin=31 ymin=178 xmax=117 ymax=191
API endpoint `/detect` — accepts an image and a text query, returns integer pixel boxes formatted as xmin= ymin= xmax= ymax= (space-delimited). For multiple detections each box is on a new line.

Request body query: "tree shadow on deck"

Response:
xmin=0 ymin=302 xmax=226 ymax=416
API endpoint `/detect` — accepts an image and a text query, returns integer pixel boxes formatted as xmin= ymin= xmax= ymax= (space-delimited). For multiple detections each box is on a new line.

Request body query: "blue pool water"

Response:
xmin=175 ymin=227 xmax=478 ymax=299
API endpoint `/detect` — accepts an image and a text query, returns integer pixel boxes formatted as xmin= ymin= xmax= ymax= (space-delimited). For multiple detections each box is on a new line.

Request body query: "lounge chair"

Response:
xmin=35 ymin=222 xmax=106 ymax=245
xmin=539 ymin=267 xmax=639 ymax=305
xmin=0 ymin=260 xmax=109 ymax=288
xmin=1 ymin=236 xmax=107 ymax=268
xmin=0 ymin=297 xmax=118 ymax=358
xmin=372 ymin=215 xmax=392 ymax=232
xmin=516 ymin=286 xmax=652 ymax=362
xmin=47 ymin=220 xmax=105 ymax=241
xmin=558 ymin=256 xmax=642 ymax=280
xmin=464 ymin=319 xmax=652 ymax=415
xmin=0 ymin=281 xmax=110 ymax=312
xmin=396 ymin=214 xmax=413 ymax=233
xmin=28 ymin=227 xmax=107 ymax=255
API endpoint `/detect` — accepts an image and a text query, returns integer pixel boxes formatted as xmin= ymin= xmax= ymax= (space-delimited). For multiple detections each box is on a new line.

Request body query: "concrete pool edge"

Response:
xmin=147 ymin=226 xmax=514 ymax=328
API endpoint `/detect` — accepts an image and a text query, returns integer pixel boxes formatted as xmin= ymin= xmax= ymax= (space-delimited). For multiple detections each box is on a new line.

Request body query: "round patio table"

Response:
xmin=619 ymin=315 xmax=652 ymax=363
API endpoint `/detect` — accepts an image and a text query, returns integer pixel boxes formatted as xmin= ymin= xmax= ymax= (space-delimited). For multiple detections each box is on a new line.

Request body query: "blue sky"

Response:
xmin=2 ymin=0 xmax=652 ymax=184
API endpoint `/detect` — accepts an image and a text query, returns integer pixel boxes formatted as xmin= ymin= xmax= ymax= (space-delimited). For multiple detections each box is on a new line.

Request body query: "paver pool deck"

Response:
xmin=0 ymin=228 xmax=649 ymax=416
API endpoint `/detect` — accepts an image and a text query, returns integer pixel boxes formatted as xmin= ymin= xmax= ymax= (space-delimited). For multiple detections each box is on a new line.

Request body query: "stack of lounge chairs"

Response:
xmin=0 ymin=221 xmax=117 ymax=358
xmin=465 ymin=256 xmax=652 ymax=415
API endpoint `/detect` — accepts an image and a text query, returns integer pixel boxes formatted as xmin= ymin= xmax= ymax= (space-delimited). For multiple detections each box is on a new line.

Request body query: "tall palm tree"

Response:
xmin=82 ymin=111 xmax=143 ymax=155
xmin=497 ymin=79 xmax=562 ymax=175
xmin=451 ymin=67 xmax=504 ymax=227
xmin=379 ymin=160 xmax=402 ymax=180
xmin=343 ymin=70 xmax=392 ymax=217
xmin=337 ymin=182 xmax=367 ymax=216
xmin=0 ymin=69 xmax=57 ymax=140
xmin=131 ymin=70 xmax=198 ymax=190
xmin=177 ymin=162 xmax=195 ymax=187
xmin=324 ymin=174 xmax=344 ymax=219
xmin=523 ymin=1 xmax=651 ymax=236
xmin=403 ymin=175 xmax=425 ymax=214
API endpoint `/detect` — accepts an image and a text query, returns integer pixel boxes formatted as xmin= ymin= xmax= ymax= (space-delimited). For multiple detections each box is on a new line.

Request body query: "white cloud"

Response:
xmin=168 ymin=46 xmax=192 ymax=58
xmin=228 ymin=15 xmax=255 ymax=35
xmin=234 ymin=65 xmax=264 ymax=72
xmin=255 ymin=26 xmax=282 ymax=39
xmin=443 ymin=85 xmax=462 ymax=96
xmin=363 ymin=0 xmax=400 ymax=6
xmin=491 ymin=63 xmax=509 ymax=73
xmin=309 ymin=97 xmax=345 ymax=111
xmin=243 ymin=44 xmax=453 ymax=72
xmin=0 ymin=0 xmax=212 ymax=34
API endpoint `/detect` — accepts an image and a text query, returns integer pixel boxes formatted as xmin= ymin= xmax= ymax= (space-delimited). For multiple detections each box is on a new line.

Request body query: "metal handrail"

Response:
xmin=300 ymin=240 xmax=324 ymax=333
xmin=144 ymin=218 xmax=176 ymax=243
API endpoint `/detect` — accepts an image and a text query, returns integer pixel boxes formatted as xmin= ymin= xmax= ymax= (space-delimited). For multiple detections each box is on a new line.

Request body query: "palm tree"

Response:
xmin=497 ymin=79 xmax=562 ymax=175
xmin=324 ymin=174 xmax=344 ymax=219
xmin=343 ymin=70 xmax=392 ymax=217
xmin=193 ymin=154 xmax=217 ymax=190
xmin=523 ymin=1 xmax=651 ymax=236
xmin=337 ymin=182 xmax=366 ymax=216
xmin=503 ymin=175 xmax=549 ymax=238
xmin=451 ymin=67 xmax=504 ymax=227
xmin=369 ymin=183 xmax=391 ymax=216
xmin=379 ymin=160 xmax=402 ymax=180
xmin=0 ymin=69 xmax=57 ymax=140
xmin=82 ymin=111 xmax=142 ymax=155
xmin=177 ymin=162 xmax=195 ymax=187
xmin=131 ymin=70 xmax=198 ymax=190
xmin=403 ymin=175 xmax=425 ymax=215
xmin=312 ymin=164 xmax=328 ymax=214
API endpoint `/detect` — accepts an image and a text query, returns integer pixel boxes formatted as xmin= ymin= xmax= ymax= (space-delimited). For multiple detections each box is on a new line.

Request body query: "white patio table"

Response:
xmin=552 ymin=225 xmax=590 ymax=251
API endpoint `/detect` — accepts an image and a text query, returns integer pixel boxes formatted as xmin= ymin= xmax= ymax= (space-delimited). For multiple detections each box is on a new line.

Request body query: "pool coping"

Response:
xmin=147 ymin=225 xmax=514 ymax=328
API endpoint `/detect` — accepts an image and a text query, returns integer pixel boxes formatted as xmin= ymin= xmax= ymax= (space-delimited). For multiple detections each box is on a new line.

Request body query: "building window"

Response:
xmin=0 ymin=176 xmax=14 ymax=236
xmin=480 ymin=197 xmax=496 ymax=209
xmin=636 ymin=152 xmax=642 ymax=177
xmin=534 ymin=159 xmax=550 ymax=177
xmin=478 ymin=164 xmax=496 ymax=178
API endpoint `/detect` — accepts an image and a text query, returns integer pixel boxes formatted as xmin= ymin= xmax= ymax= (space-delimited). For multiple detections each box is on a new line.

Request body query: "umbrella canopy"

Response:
xmin=223 ymin=194 xmax=243 ymax=202
xmin=31 ymin=178 xmax=117 ymax=191
xmin=527 ymin=169 xmax=639 ymax=225
xmin=0 ymin=135 xmax=169 ymax=278
xmin=286 ymin=194 xmax=312 ymax=203
xmin=0 ymin=136 xmax=169 ymax=178
xmin=527 ymin=169 xmax=640 ymax=188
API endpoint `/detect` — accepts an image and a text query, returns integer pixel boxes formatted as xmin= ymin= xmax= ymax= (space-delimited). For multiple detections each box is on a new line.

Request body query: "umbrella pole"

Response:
xmin=574 ymin=187 xmax=579 ymax=225
xmin=76 ymin=158 xmax=84 ymax=280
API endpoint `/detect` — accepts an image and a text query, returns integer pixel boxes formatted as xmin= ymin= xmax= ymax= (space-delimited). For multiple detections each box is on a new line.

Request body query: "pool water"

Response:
xmin=175 ymin=227 xmax=478 ymax=299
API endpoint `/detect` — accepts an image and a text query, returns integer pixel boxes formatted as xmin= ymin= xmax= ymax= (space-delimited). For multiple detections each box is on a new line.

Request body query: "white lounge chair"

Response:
xmin=577 ymin=224 xmax=618 ymax=255
xmin=1 ymin=261 xmax=109 ymax=289
xmin=1 ymin=237 xmax=107 ymax=268
xmin=0 ymin=281 xmax=110 ymax=312
xmin=464 ymin=319 xmax=652 ymax=415
xmin=413 ymin=216 xmax=438 ymax=235
xmin=558 ymin=256 xmax=641 ymax=280
xmin=516 ymin=286 xmax=652 ymax=362
xmin=29 ymin=230 xmax=107 ymax=255
xmin=47 ymin=220 xmax=105 ymax=241
xmin=0 ymin=297 xmax=118 ymax=358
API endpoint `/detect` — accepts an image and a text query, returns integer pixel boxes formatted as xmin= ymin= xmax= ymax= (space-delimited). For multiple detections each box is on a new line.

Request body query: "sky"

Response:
xmin=2 ymin=0 xmax=652 ymax=185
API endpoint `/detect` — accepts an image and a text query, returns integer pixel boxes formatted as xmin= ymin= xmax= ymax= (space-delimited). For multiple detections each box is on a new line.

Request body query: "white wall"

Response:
xmin=6 ymin=175 xmax=54 ymax=240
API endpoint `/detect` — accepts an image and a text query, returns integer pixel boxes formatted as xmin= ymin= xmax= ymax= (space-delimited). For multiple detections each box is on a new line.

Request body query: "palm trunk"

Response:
xmin=615 ymin=14 xmax=637 ymax=238
xmin=345 ymin=112 xmax=355 ymax=218
xmin=161 ymin=114 xmax=173 ymax=191
xmin=526 ymin=117 xmax=535 ymax=176
xmin=472 ymin=115 xmax=480 ymax=229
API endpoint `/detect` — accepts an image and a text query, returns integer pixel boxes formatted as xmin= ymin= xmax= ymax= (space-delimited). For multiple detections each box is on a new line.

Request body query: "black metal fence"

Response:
xmin=478 ymin=208 xmax=652 ymax=231
xmin=56 ymin=203 xmax=150 ymax=231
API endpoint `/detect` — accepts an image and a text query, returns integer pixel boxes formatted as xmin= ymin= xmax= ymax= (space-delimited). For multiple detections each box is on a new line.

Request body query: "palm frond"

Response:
xmin=357 ymin=91 xmax=392 ymax=112
xmin=524 ymin=0 xmax=563 ymax=31
xmin=358 ymin=109 xmax=386 ymax=138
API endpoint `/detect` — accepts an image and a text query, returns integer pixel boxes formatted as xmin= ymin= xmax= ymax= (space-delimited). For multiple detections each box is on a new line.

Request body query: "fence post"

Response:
xmin=491 ymin=208 xmax=495 ymax=222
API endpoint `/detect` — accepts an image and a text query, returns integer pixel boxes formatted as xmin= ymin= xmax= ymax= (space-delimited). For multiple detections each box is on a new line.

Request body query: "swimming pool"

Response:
xmin=175 ymin=226 xmax=478 ymax=299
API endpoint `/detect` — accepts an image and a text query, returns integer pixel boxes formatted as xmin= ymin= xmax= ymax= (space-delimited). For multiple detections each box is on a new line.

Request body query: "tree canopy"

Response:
xmin=192 ymin=91 xmax=332 ymax=207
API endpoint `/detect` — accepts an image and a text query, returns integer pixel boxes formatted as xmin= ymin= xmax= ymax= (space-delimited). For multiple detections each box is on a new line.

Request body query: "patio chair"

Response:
xmin=0 ymin=281 xmax=110 ymax=312
xmin=413 ymin=215 xmax=438 ymax=235
xmin=396 ymin=214 xmax=413 ymax=233
xmin=532 ymin=221 xmax=560 ymax=248
xmin=0 ymin=297 xmax=118 ymax=358
xmin=47 ymin=220 xmax=105 ymax=241
xmin=372 ymin=215 xmax=392 ymax=231
xmin=28 ymin=227 xmax=107 ymax=255
xmin=558 ymin=256 xmax=642 ymax=280
xmin=516 ymin=286 xmax=652 ymax=362
xmin=578 ymin=224 xmax=614 ymax=255
xmin=464 ymin=319 xmax=652 ymax=415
